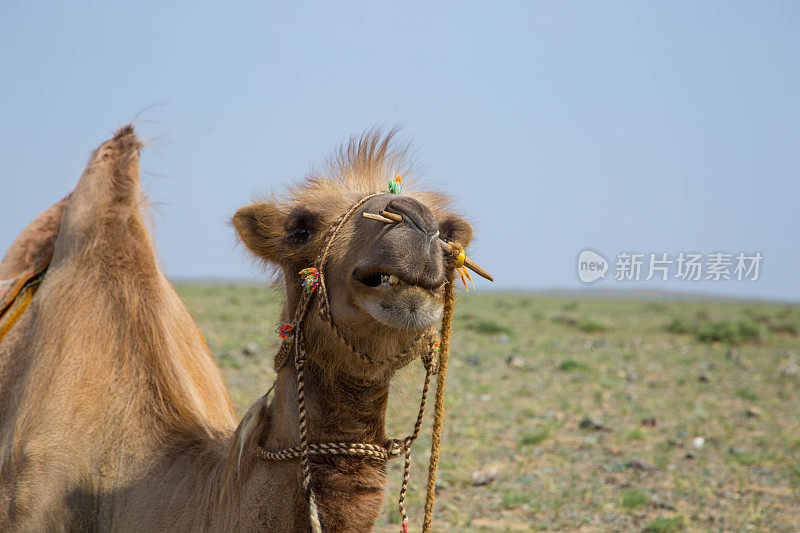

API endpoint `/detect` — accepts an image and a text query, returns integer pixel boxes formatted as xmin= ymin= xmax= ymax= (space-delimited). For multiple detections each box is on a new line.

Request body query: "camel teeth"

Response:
xmin=388 ymin=274 xmax=399 ymax=286
xmin=380 ymin=274 xmax=390 ymax=286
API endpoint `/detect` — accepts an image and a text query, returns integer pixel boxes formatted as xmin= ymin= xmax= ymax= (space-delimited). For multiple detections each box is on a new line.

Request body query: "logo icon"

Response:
xmin=577 ymin=249 xmax=608 ymax=283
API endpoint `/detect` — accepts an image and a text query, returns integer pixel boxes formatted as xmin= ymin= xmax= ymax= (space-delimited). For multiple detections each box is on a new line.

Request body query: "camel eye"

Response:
xmin=286 ymin=208 xmax=319 ymax=246
xmin=288 ymin=227 xmax=310 ymax=245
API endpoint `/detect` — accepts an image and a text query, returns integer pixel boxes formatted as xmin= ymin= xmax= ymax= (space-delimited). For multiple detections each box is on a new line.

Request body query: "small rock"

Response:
xmin=700 ymin=360 xmax=716 ymax=371
xmin=467 ymin=355 xmax=481 ymax=366
xmin=728 ymin=446 xmax=747 ymax=456
xmin=715 ymin=489 xmax=740 ymax=500
xmin=780 ymin=358 xmax=800 ymax=377
xmin=726 ymin=348 xmax=750 ymax=367
xmin=579 ymin=416 xmax=607 ymax=431
xmin=692 ymin=436 xmax=705 ymax=449
xmin=685 ymin=451 xmax=698 ymax=459
xmin=242 ymin=343 xmax=261 ymax=357
xmin=626 ymin=459 xmax=655 ymax=471
xmin=745 ymin=406 xmax=762 ymax=418
xmin=505 ymin=354 xmax=524 ymax=368
xmin=641 ymin=417 xmax=657 ymax=427
xmin=651 ymin=498 xmax=676 ymax=511
xmin=498 ymin=334 xmax=510 ymax=344
xmin=698 ymin=372 xmax=711 ymax=383
xmin=667 ymin=438 xmax=684 ymax=447
xmin=677 ymin=430 xmax=689 ymax=438
xmin=470 ymin=467 xmax=499 ymax=486
xmin=479 ymin=394 xmax=492 ymax=402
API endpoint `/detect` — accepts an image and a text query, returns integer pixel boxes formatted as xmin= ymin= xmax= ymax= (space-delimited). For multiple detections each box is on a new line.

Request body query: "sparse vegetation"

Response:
xmin=667 ymin=315 xmax=763 ymax=345
xmin=770 ymin=323 xmax=799 ymax=336
xmin=577 ymin=317 xmax=607 ymax=332
xmin=464 ymin=319 xmax=513 ymax=336
xmin=736 ymin=388 xmax=759 ymax=402
xmin=561 ymin=301 xmax=579 ymax=311
xmin=665 ymin=316 xmax=695 ymax=334
xmin=177 ymin=285 xmax=800 ymax=531
xmin=558 ymin=358 xmax=590 ymax=372
xmin=620 ymin=489 xmax=649 ymax=510
xmin=501 ymin=490 xmax=541 ymax=511
xmin=727 ymin=447 xmax=760 ymax=466
xmin=644 ymin=516 xmax=685 ymax=532
xmin=520 ymin=427 xmax=551 ymax=446
xmin=696 ymin=319 xmax=761 ymax=344
xmin=626 ymin=428 xmax=646 ymax=441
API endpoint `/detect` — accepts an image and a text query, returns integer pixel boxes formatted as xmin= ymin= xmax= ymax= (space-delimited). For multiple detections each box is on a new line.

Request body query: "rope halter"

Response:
xmin=256 ymin=189 xmax=465 ymax=533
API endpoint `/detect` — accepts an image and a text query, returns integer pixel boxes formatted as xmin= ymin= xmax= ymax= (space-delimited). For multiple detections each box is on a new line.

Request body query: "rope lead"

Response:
xmin=422 ymin=266 xmax=457 ymax=532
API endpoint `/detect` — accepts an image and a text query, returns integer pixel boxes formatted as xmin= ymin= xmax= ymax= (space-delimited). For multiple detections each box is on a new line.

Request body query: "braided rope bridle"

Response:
xmin=255 ymin=191 xmax=461 ymax=533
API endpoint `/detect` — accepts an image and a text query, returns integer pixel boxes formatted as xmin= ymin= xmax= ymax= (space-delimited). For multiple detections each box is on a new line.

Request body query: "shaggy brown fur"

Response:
xmin=0 ymin=126 xmax=472 ymax=531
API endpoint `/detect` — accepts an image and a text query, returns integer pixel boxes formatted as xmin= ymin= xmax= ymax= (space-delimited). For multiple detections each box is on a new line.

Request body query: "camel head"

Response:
xmin=233 ymin=131 xmax=473 ymax=373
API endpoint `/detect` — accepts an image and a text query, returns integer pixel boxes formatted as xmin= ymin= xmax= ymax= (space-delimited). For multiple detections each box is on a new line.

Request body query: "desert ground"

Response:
xmin=176 ymin=284 xmax=800 ymax=532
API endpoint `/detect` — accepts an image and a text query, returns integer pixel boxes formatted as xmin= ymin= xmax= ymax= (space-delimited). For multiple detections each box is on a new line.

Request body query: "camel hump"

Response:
xmin=50 ymin=125 xmax=155 ymax=265
xmin=70 ymin=124 xmax=144 ymax=217
xmin=2 ymin=126 xmax=144 ymax=279
xmin=82 ymin=124 xmax=143 ymax=209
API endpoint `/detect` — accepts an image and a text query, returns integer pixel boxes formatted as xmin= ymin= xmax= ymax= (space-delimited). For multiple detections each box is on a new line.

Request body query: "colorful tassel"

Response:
xmin=463 ymin=266 xmax=475 ymax=290
xmin=276 ymin=322 xmax=295 ymax=341
xmin=457 ymin=267 xmax=469 ymax=292
xmin=388 ymin=174 xmax=403 ymax=194
xmin=299 ymin=267 xmax=320 ymax=293
xmin=433 ymin=337 xmax=441 ymax=356
xmin=459 ymin=266 xmax=475 ymax=291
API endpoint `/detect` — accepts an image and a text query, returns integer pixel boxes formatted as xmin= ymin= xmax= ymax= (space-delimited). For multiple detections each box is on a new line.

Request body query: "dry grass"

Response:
xmin=176 ymin=284 xmax=800 ymax=532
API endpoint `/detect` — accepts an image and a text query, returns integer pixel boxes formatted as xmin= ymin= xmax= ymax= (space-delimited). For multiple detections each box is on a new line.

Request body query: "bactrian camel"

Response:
xmin=0 ymin=126 xmax=481 ymax=531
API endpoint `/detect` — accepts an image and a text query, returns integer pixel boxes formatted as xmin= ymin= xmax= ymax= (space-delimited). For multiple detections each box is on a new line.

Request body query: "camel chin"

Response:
xmin=357 ymin=278 xmax=444 ymax=331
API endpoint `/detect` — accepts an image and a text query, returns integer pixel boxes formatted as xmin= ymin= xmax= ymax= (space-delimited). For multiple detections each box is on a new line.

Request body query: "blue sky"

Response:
xmin=1 ymin=2 xmax=798 ymax=300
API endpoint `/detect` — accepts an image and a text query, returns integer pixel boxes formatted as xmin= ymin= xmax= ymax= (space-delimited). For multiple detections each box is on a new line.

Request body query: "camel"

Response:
xmin=0 ymin=125 xmax=475 ymax=531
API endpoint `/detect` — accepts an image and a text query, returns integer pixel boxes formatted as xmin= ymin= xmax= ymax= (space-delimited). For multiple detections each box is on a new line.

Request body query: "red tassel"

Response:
xmin=276 ymin=322 xmax=295 ymax=341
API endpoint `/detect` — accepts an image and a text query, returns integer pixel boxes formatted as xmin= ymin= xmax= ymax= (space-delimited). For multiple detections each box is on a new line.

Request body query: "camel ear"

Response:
xmin=233 ymin=202 xmax=287 ymax=263
xmin=439 ymin=215 xmax=473 ymax=249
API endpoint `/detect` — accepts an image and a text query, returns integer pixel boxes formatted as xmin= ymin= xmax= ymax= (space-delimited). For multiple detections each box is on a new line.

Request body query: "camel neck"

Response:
xmin=254 ymin=348 xmax=391 ymax=531
xmin=267 ymin=358 xmax=391 ymax=449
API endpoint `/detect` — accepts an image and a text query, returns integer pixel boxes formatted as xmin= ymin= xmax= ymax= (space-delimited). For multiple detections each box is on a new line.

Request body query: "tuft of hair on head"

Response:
xmin=233 ymin=128 xmax=472 ymax=269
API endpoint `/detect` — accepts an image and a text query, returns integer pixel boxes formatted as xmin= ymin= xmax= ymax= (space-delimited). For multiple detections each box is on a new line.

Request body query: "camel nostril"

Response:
xmin=355 ymin=271 xmax=384 ymax=287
